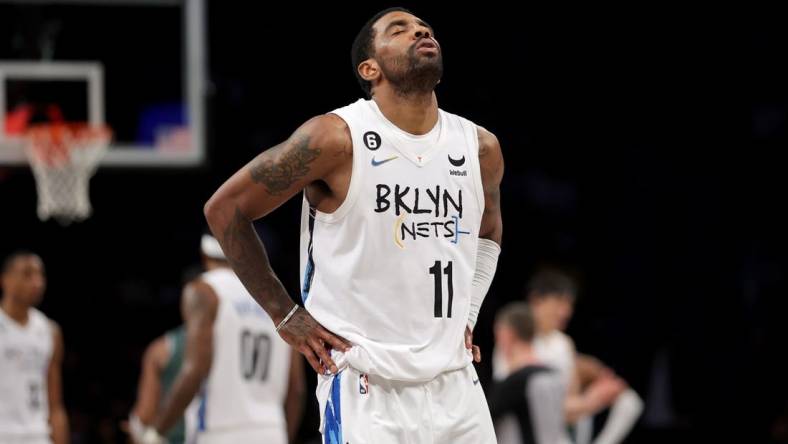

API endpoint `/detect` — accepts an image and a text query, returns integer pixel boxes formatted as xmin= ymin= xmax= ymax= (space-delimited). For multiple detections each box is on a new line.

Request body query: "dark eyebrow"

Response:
xmin=384 ymin=18 xmax=435 ymax=34
xmin=384 ymin=19 xmax=409 ymax=34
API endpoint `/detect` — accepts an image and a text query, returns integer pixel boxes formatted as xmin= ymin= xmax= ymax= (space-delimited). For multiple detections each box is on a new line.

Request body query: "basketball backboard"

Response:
xmin=0 ymin=0 xmax=206 ymax=167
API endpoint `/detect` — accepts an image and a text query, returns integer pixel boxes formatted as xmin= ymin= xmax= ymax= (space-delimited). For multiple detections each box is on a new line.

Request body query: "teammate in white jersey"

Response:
xmin=0 ymin=252 xmax=68 ymax=444
xmin=132 ymin=236 xmax=305 ymax=444
xmin=205 ymin=7 xmax=503 ymax=443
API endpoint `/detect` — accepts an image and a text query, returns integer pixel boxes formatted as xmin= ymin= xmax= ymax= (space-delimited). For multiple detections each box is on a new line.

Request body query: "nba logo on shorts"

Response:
xmin=359 ymin=373 xmax=369 ymax=395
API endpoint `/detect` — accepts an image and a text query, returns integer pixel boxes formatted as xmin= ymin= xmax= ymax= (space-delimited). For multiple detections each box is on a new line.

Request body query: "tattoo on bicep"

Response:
xmin=248 ymin=134 xmax=321 ymax=195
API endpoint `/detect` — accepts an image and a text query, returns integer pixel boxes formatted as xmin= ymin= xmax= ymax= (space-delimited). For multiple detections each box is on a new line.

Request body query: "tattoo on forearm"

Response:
xmin=222 ymin=207 xmax=290 ymax=318
xmin=248 ymin=134 xmax=321 ymax=195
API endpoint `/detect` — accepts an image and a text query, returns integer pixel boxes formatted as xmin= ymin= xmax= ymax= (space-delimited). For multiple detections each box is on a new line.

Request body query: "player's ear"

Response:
xmin=358 ymin=59 xmax=381 ymax=83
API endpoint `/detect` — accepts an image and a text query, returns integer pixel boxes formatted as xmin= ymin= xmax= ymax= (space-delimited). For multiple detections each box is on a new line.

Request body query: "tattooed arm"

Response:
xmin=204 ymin=115 xmax=352 ymax=374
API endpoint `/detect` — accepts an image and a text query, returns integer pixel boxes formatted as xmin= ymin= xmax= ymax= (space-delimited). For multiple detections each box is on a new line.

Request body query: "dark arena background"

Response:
xmin=0 ymin=2 xmax=785 ymax=443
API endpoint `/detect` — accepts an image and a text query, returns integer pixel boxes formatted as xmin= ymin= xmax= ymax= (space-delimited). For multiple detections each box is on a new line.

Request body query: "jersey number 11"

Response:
xmin=429 ymin=261 xmax=454 ymax=318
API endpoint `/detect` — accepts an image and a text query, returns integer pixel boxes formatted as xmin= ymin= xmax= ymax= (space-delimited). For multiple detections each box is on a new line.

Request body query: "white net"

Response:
xmin=24 ymin=124 xmax=110 ymax=224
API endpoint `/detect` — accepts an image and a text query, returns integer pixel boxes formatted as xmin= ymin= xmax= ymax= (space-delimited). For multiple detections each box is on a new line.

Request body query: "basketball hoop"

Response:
xmin=24 ymin=123 xmax=111 ymax=224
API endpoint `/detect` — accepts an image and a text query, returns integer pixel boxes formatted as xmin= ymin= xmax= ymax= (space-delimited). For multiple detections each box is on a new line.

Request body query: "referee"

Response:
xmin=488 ymin=302 xmax=567 ymax=444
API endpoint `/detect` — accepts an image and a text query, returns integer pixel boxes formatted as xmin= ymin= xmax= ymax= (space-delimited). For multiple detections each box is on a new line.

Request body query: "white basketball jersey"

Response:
xmin=0 ymin=307 xmax=53 ymax=438
xmin=533 ymin=331 xmax=575 ymax=388
xmin=300 ymin=98 xmax=485 ymax=382
xmin=194 ymin=268 xmax=292 ymax=434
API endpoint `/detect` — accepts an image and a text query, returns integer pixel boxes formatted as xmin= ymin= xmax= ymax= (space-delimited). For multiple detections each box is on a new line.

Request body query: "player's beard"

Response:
xmin=379 ymin=43 xmax=443 ymax=97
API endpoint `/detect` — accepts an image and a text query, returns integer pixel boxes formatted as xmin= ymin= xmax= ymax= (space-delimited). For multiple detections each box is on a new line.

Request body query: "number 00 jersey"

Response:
xmin=0 ymin=308 xmax=53 ymax=439
xmin=300 ymin=98 xmax=485 ymax=382
xmin=195 ymin=268 xmax=292 ymax=433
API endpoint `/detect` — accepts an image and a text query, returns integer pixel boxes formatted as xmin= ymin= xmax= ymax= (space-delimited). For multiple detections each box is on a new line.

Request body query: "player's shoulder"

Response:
xmin=199 ymin=267 xmax=240 ymax=293
xmin=47 ymin=319 xmax=61 ymax=336
xmin=296 ymin=113 xmax=352 ymax=158
xmin=29 ymin=307 xmax=49 ymax=321
xmin=144 ymin=334 xmax=171 ymax=369
xmin=554 ymin=330 xmax=576 ymax=351
xmin=183 ymin=276 xmax=220 ymax=311
xmin=537 ymin=329 xmax=575 ymax=350
xmin=476 ymin=125 xmax=501 ymax=158
xmin=29 ymin=308 xmax=58 ymax=332
xmin=306 ymin=112 xmax=350 ymax=137
xmin=186 ymin=276 xmax=219 ymax=298
xmin=39 ymin=314 xmax=63 ymax=348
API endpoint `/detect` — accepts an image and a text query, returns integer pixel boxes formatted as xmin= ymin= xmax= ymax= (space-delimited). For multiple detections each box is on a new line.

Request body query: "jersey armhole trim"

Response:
xmin=464 ymin=121 xmax=485 ymax=213
xmin=311 ymin=111 xmax=363 ymax=224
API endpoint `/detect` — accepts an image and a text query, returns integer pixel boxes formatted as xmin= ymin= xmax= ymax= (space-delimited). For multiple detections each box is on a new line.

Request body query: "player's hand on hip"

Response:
xmin=465 ymin=325 xmax=481 ymax=363
xmin=278 ymin=306 xmax=352 ymax=374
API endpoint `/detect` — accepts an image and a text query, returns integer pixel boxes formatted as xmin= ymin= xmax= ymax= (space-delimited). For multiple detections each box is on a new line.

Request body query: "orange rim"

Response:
xmin=25 ymin=123 xmax=112 ymax=167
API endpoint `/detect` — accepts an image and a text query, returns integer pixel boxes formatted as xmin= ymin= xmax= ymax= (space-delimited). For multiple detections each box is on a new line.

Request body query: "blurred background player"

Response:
xmin=127 ymin=319 xmax=190 ymax=443
xmin=0 ymin=252 xmax=69 ymax=444
xmin=489 ymin=302 xmax=565 ymax=444
xmin=494 ymin=269 xmax=643 ymax=444
xmin=131 ymin=235 xmax=305 ymax=444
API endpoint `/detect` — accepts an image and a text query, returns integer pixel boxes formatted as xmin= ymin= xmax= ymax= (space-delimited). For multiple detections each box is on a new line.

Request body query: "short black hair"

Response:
xmin=1 ymin=250 xmax=38 ymax=275
xmin=351 ymin=7 xmax=413 ymax=98
xmin=526 ymin=269 xmax=577 ymax=300
xmin=495 ymin=302 xmax=536 ymax=342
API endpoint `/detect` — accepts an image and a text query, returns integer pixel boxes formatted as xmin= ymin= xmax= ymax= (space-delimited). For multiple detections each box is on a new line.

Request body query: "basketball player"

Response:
xmin=204 ymin=7 xmax=503 ymax=443
xmin=0 ymin=252 xmax=69 ymax=444
xmin=493 ymin=270 xmax=643 ymax=444
xmin=132 ymin=235 xmax=305 ymax=444
xmin=128 ymin=326 xmax=189 ymax=443
xmin=490 ymin=302 xmax=565 ymax=444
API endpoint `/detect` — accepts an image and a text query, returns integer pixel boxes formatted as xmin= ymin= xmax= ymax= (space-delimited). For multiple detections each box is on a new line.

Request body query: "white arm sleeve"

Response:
xmin=592 ymin=388 xmax=644 ymax=444
xmin=467 ymin=238 xmax=501 ymax=330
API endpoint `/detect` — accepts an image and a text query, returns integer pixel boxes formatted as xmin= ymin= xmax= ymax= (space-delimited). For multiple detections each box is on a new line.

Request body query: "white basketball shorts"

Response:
xmin=317 ymin=362 xmax=496 ymax=444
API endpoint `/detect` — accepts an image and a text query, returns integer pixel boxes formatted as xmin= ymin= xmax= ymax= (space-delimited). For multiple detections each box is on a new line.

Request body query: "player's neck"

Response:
xmin=0 ymin=297 xmax=30 ymax=325
xmin=535 ymin=322 xmax=554 ymax=337
xmin=372 ymin=89 xmax=438 ymax=135
xmin=506 ymin=344 xmax=539 ymax=369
